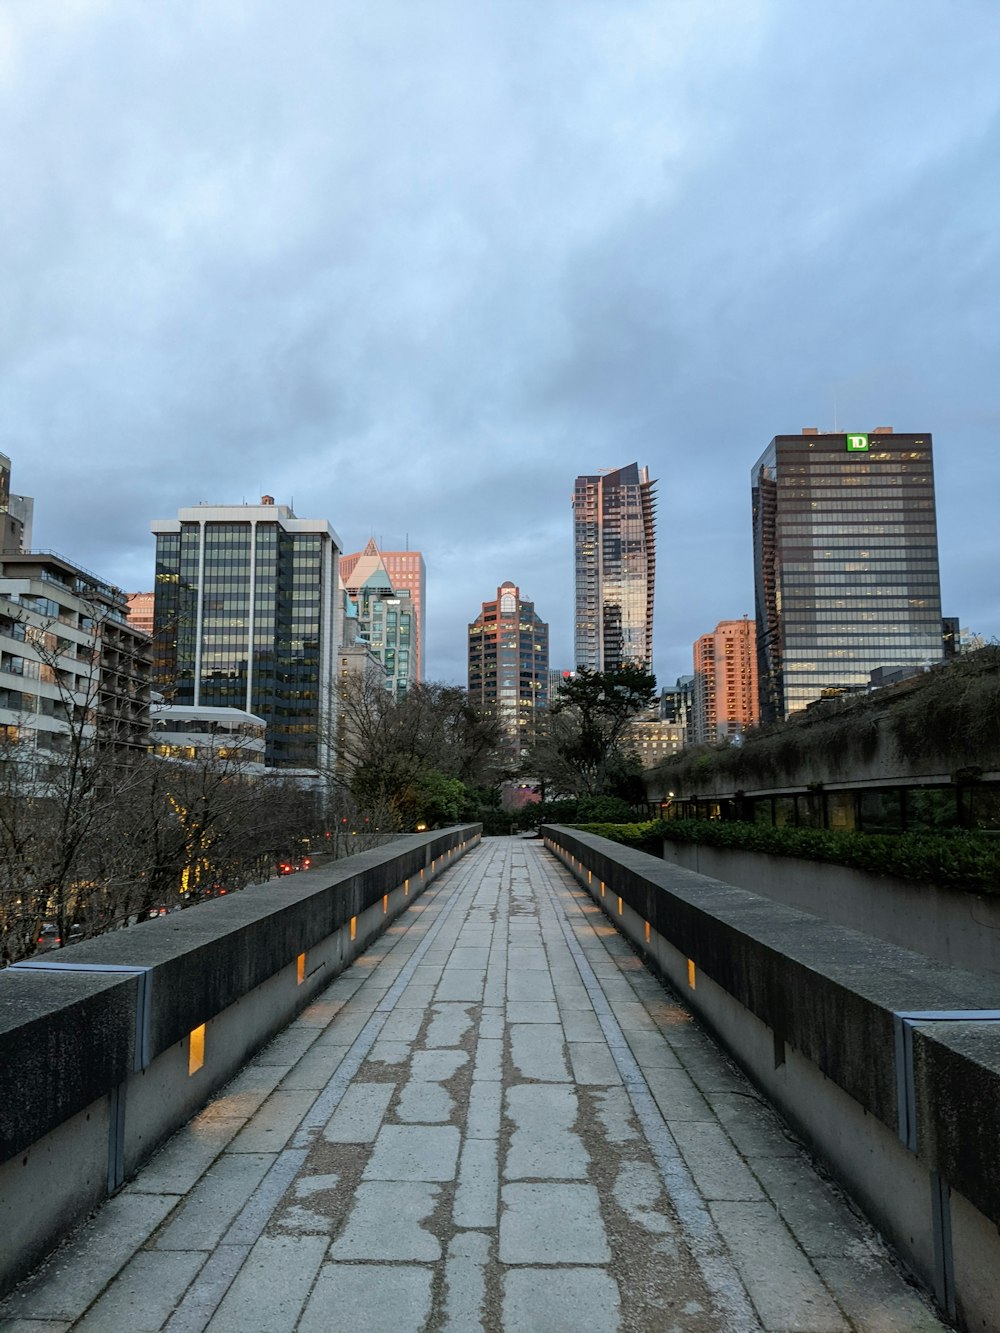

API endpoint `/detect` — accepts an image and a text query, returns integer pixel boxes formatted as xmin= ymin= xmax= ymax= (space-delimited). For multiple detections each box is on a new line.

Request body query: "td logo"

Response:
xmin=846 ymin=433 xmax=870 ymax=452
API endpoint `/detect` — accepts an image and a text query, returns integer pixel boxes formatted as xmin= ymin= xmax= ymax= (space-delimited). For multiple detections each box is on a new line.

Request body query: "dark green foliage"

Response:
xmin=655 ymin=647 xmax=1000 ymax=796
xmin=653 ymin=819 xmax=1000 ymax=895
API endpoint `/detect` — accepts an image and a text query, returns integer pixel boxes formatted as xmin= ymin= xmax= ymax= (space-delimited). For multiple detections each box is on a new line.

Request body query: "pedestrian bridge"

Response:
xmin=0 ymin=831 xmax=988 ymax=1330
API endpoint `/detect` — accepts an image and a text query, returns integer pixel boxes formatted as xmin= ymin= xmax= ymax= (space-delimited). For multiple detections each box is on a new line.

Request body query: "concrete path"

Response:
xmin=1 ymin=839 xmax=946 ymax=1332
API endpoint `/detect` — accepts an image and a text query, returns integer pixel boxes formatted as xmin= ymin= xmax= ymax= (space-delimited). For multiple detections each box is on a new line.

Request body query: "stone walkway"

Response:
xmin=1 ymin=839 xmax=946 ymax=1332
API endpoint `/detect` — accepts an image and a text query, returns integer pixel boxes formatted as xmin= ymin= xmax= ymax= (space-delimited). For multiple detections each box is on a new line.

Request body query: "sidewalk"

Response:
xmin=1 ymin=838 xmax=946 ymax=1332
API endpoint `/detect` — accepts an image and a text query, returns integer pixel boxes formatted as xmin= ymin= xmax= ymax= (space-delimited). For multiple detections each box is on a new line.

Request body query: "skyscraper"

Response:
xmin=752 ymin=428 xmax=945 ymax=721
xmin=573 ymin=463 xmax=656 ymax=672
xmin=692 ymin=617 xmax=759 ymax=744
xmin=468 ymin=581 xmax=548 ymax=759
xmin=341 ymin=541 xmax=417 ymax=699
xmin=341 ymin=543 xmax=426 ymax=680
xmin=151 ymin=498 xmax=342 ymax=772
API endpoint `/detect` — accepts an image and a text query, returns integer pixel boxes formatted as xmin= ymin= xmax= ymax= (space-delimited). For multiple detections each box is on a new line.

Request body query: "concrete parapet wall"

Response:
xmin=663 ymin=840 xmax=1000 ymax=980
xmin=543 ymin=824 xmax=1000 ymax=1332
xmin=0 ymin=825 xmax=480 ymax=1297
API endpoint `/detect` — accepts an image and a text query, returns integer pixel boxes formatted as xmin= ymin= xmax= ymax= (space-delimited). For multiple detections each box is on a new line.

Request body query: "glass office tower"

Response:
xmin=573 ymin=463 xmax=657 ymax=672
xmin=752 ymin=429 xmax=944 ymax=721
xmin=152 ymin=500 xmax=342 ymax=771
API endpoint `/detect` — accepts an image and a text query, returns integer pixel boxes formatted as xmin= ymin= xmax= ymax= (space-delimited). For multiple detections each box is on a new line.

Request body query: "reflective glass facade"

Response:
xmin=573 ymin=463 xmax=656 ymax=671
xmin=152 ymin=504 xmax=340 ymax=770
xmin=752 ymin=431 xmax=944 ymax=720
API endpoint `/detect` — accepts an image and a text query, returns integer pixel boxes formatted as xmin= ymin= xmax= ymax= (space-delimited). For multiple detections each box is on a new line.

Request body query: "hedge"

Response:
xmin=572 ymin=818 xmax=1000 ymax=895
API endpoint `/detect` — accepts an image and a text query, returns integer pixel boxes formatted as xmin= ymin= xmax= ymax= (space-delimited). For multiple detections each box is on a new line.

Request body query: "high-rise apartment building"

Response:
xmin=151 ymin=498 xmax=342 ymax=772
xmin=0 ymin=550 xmax=151 ymax=761
xmin=752 ymin=428 xmax=945 ymax=720
xmin=692 ymin=617 xmax=759 ymax=744
xmin=573 ymin=463 xmax=656 ymax=672
xmin=341 ymin=543 xmax=426 ymax=680
xmin=468 ymin=581 xmax=548 ymax=758
xmin=126 ymin=592 xmax=155 ymax=636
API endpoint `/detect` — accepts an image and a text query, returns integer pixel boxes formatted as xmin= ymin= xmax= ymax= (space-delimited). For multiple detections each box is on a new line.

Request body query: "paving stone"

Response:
xmin=505 ymin=1000 xmax=560 ymax=1024
xmin=324 ymin=1082 xmax=396 ymax=1143
xmin=812 ymin=1254 xmax=946 ymax=1332
xmin=378 ymin=1009 xmax=424 ymax=1041
xmin=503 ymin=1267 xmax=621 ymax=1333
xmin=396 ymin=1080 xmax=454 ymax=1123
xmin=466 ymin=1079 xmax=503 ymax=1139
xmin=226 ymin=1090 xmax=317 ymax=1153
xmin=643 ymin=1065 xmax=714 ymax=1121
xmin=447 ymin=946 xmax=490 ymax=968
xmin=363 ymin=1124 xmax=461 ymax=1181
xmin=154 ymin=1154 xmax=275 ymax=1251
xmin=299 ymin=1263 xmax=434 ymax=1332
xmin=751 ymin=1155 xmax=877 ymax=1258
xmin=507 ymin=946 xmax=549 ymax=970
xmin=623 ymin=1030 xmax=684 ymax=1069
xmin=453 ymin=1138 xmax=499 ymax=1227
xmin=509 ymin=1023 xmax=570 ymax=1081
xmin=73 ymin=1249 xmax=204 ymax=1332
xmin=366 ymin=1039 xmax=412 ymax=1065
xmin=279 ymin=1042 xmax=354 ymax=1091
xmin=410 ymin=1048 xmax=469 ymax=1082
xmin=330 ymin=1182 xmax=442 ymax=1261
xmin=435 ymin=970 xmax=486 ymax=1002
xmin=472 ymin=1036 xmax=503 ymax=1081
xmin=559 ymin=1008 xmax=603 ymax=1041
xmin=568 ymin=1041 xmax=622 ymax=1085
xmin=2 ymin=1193 xmax=180 ymax=1321
xmin=499 ymin=1182 xmax=610 ymax=1264
xmin=125 ymin=1116 xmax=245 ymax=1196
xmin=205 ymin=1234 xmax=328 ymax=1332
xmin=249 ymin=1027 xmax=323 ymax=1067
xmin=478 ymin=1006 xmax=505 ymax=1039
xmin=442 ymin=1231 xmax=490 ymax=1331
xmin=506 ymin=970 xmax=556 ymax=1003
xmin=425 ymin=1002 xmax=477 ymax=1046
xmin=710 ymin=1200 xmax=849 ymax=1332
xmin=669 ymin=1122 xmax=767 ymax=1201
xmin=504 ymin=1083 xmax=589 ymax=1181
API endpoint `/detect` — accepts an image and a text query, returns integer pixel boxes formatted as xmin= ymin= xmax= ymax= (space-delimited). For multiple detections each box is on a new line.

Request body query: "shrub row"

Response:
xmin=572 ymin=818 xmax=1000 ymax=895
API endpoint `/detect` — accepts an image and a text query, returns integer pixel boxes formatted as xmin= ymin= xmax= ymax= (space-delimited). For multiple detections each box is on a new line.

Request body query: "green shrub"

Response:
xmin=657 ymin=819 xmax=1000 ymax=894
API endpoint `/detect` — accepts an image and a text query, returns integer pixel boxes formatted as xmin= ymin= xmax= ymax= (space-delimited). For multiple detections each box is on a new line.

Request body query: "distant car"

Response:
xmin=36 ymin=922 xmax=83 ymax=951
xmin=276 ymin=856 xmax=312 ymax=876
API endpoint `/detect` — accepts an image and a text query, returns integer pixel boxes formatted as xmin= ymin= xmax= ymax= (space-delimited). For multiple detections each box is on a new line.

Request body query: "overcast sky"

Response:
xmin=4 ymin=1 xmax=999 ymax=685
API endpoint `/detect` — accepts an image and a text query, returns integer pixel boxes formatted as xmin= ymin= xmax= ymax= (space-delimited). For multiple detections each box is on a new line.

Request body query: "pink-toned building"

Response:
xmin=340 ymin=542 xmax=426 ymax=680
xmin=126 ymin=591 xmax=155 ymax=636
xmin=692 ymin=617 xmax=758 ymax=744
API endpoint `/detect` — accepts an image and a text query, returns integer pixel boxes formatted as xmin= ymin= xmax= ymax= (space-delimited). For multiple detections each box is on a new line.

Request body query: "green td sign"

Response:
xmin=846 ymin=433 xmax=869 ymax=452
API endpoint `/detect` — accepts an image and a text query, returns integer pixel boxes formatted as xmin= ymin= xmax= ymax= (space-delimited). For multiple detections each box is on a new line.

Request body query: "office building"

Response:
xmin=341 ymin=541 xmax=417 ymax=700
xmin=151 ymin=497 xmax=342 ymax=773
xmin=127 ymin=592 xmax=155 ymax=636
xmin=692 ymin=618 xmax=759 ymax=744
xmin=150 ymin=703 xmax=267 ymax=777
xmin=627 ymin=714 xmax=686 ymax=768
xmin=573 ymin=463 xmax=656 ymax=672
xmin=341 ymin=543 xmax=426 ymax=680
xmin=752 ymin=428 xmax=945 ymax=720
xmin=468 ymin=581 xmax=548 ymax=758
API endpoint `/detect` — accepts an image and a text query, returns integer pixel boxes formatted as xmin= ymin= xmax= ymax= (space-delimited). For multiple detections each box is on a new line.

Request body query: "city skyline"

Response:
xmin=5 ymin=5 xmax=1000 ymax=685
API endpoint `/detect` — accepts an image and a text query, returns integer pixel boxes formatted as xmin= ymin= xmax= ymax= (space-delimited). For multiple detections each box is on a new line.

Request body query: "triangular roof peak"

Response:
xmin=363 ymin=537 xmax=380 ymax=555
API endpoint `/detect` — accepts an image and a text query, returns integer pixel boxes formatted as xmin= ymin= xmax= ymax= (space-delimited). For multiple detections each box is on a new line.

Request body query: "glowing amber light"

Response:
xmin=645 ymin=921 xmax=651 ymax=943
xmin=189 ymin=1024 xmax=206 ymax=1075
xmin=617 ymin=896 xmax=624 ymax=915
xmin=687 ymin=959 xmax=697 ymax=990
xmin=383 ymin=894 xmax=389 ymax=914
xmin=404 ymin=879 xmax=409 ymax=896
xmin=296 ymin=953 xmax=305 ymax=985
xmin=350 ymin=916 xmax=357 ymax=942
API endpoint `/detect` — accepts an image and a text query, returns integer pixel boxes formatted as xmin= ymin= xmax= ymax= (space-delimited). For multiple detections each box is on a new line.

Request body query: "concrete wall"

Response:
xmin=663 ymin=840 xmax=1000 ymax=980
xmin=543 ymin=824 xmax=1000 ymax=1333
xmin=0 ymin=826 xmax=480 ymax=1297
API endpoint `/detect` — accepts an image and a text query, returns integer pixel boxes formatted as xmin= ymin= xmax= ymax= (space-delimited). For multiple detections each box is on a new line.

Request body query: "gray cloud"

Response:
xmin=3 ymin=0 xmax=998 ymax=684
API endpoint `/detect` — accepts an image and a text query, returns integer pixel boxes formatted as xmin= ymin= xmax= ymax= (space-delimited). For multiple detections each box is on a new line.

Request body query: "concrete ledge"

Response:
xmin=543 ymin=824 xmax=1000 ymax=1331
xmin=663 ymin=840 xmax=1000 ymax=980
xmin=0 ymin=825 xmax=479 ymax=1296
